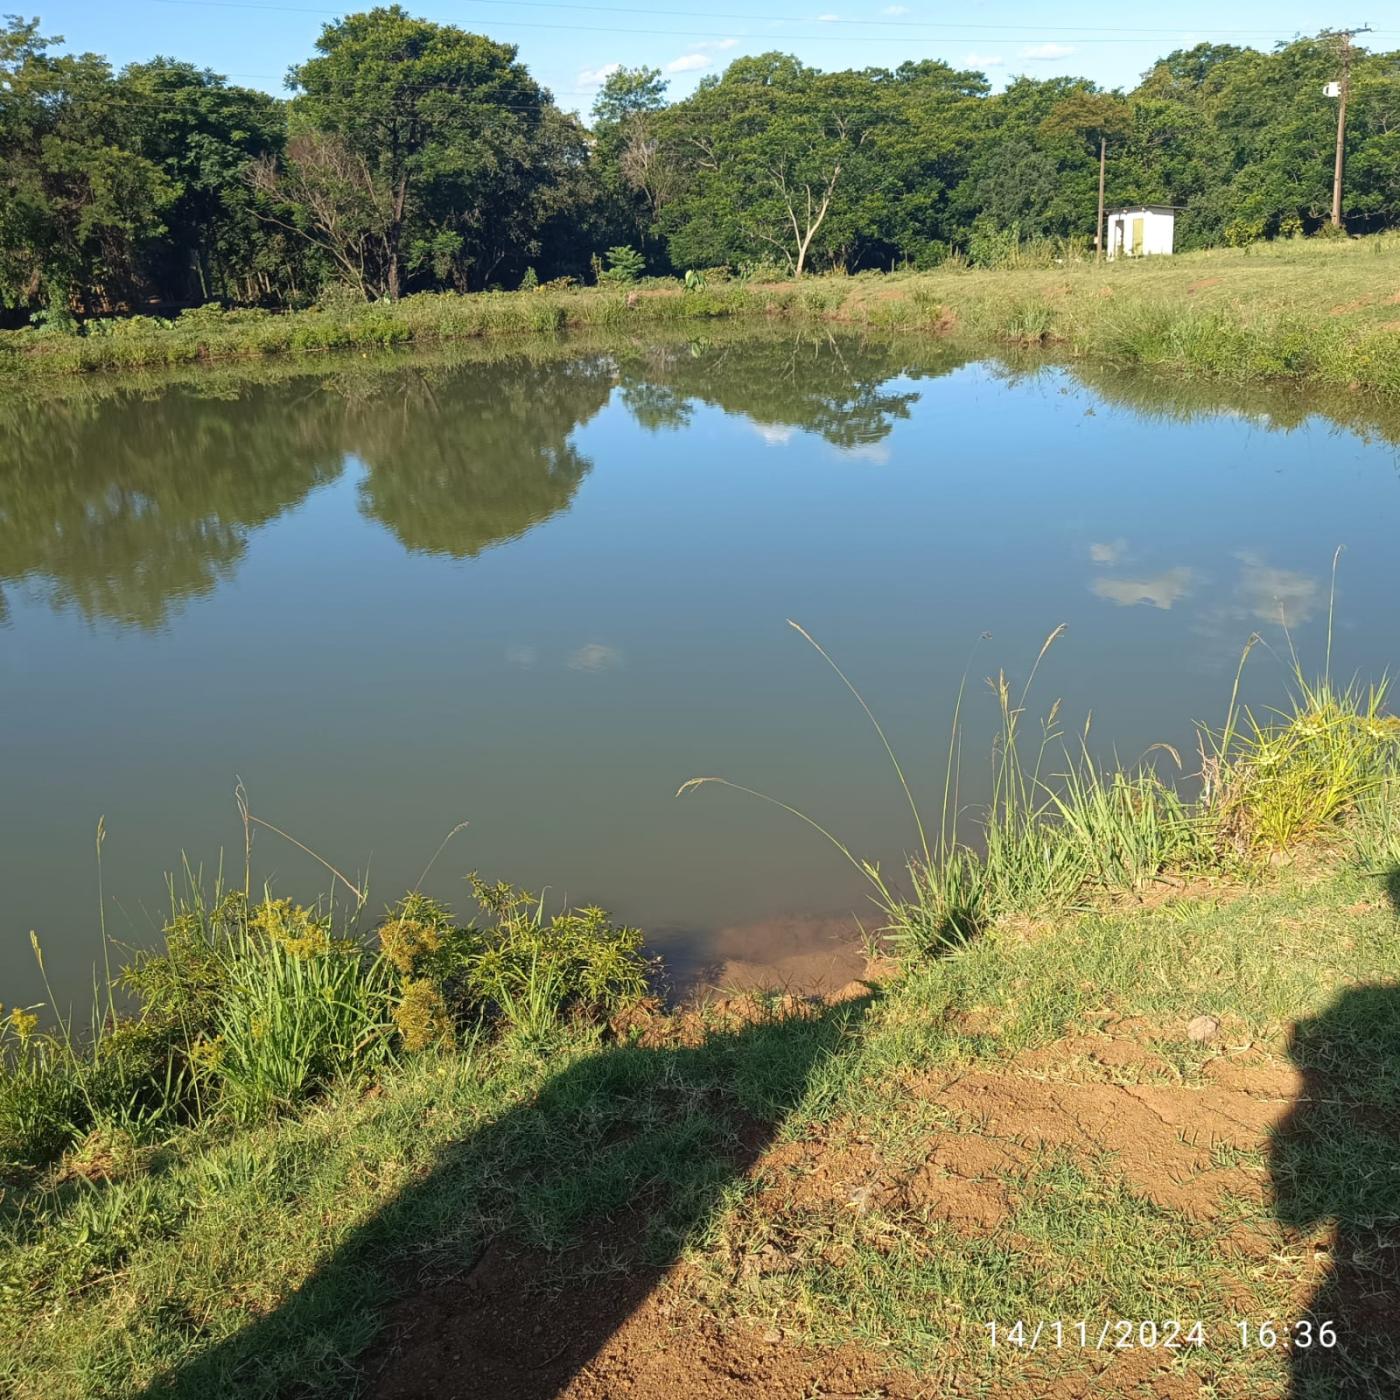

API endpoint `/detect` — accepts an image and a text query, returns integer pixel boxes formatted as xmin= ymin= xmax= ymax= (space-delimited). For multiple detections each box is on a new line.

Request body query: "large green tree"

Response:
xmin=118 ymin=58 xmax=290 ymax=302
xmin=4 ymin=13 xmax=1400 ymax=312
xmin=258 ymin=5 xmax=584 ymax=297
xmin=0 ymin=18 xmax=172 ymax=312
xmin=659 ymin=55 xmax=885 ymax=276
xmin=590 ymin=65 xmax=674 ymax=260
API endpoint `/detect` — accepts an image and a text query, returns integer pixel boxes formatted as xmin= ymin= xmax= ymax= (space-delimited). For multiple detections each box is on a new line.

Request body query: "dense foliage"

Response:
xmin=0 ymin=877 xmax=647 ymax=1170
xmin=1 ymin=7 xmax=1397 ymax=318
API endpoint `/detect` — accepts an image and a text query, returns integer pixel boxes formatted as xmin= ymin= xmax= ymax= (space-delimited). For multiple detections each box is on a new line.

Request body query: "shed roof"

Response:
xmin=1107 ymin=205 xmax=1180 ymax=216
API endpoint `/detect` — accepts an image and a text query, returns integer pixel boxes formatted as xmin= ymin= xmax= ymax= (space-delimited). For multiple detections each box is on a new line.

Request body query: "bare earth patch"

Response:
xmin=365 ymin=1246 xmax=925 ymax=1399
xmin=358 ymin=1011 xmax=1383 ymax=1399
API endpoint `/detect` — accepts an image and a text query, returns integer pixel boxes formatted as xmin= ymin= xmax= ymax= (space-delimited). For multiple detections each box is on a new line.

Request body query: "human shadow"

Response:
xmin=137 ymin=994 xmax=872 ymax=1400
xmin=1382 ymin=866 xmax=1400 ymax=922
xmin=1272 ymin=982 xmax=1400 ymax=1397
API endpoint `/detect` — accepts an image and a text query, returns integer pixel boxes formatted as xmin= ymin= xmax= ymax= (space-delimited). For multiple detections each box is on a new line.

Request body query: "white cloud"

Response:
xmin=965 ymin=52 xmax=1005 ymax=68
xmin=751 ymin=422 xmax=795 ymax=447
xmin=576 ymin=61 xmax=621 ymax=88
xmin=1088 ymin=539 xmax=1128 ymax=565
xmin=1020 ymin=42 xmax=1075 ymax=61
xmin=836 ymin=441 xmax=891 ymax=465
xmin=698 ymin=37 xmax=738 ymax=51
xmin=505 ymin=644 xmax=538 ymax=668
xmin=1091 ymin=568 xmax=1195 ymax=611
xmin=881 ymin=5 xmax=910 ymax=14
xmin=567 ymin=643 xmax=623 ymax=672
xmin=1233 ymin=551 xmax=1320 ymax=628
xmin=666 ymin=52 xmax=711 ymax=73
xmin=816 ymin=13 xmax=841 ymax=22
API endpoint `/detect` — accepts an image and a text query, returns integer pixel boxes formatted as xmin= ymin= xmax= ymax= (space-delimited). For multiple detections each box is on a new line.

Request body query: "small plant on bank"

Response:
xmin=380 ymin=880 xmax=649 ymax=1046
xmin=683 ymin=581 xmax=1398 ymax=959
xmin=598 ymin=245 xmax=646 ymax=284
xmin=466 ymin=876 xmax=648 ymax=1038
xmin=0 ymin=870 xmax=649 ymax=1171
xmin=1201 ymin=559 xmax=1400 ymax=856
xmin=314 ymin=281 xmax=369 ymax=312
xmin=27 ymin=305 xmax=80 ymax=336
xmin=1206 ymin=673 xmax=1400 ymax=854
xmin=207 ymin=899 xmax=393 ymax=1123
xmin=1350 ymin=774 xmax=1400 ymax=876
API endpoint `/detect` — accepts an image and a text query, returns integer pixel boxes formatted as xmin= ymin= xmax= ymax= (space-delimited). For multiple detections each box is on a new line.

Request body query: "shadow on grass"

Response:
xmin=137 ymin=994 xmax=873 ymax=1400
xmin=1382 ymin=866 xmax=1400 ymax=919
xmin=1274 ymin=981 xmax=1400 ymax=1397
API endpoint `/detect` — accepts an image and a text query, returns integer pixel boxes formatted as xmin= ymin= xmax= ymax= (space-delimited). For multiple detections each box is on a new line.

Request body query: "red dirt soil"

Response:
xmin=358 ymin=1014 xmax=1382 ymax=1400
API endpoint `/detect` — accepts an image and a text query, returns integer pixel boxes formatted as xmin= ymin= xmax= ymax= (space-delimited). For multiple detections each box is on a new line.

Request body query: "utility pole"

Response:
xmin=1096 ymin=135 xmax=1107 ymax=263
xmin=1329 ymin=25 xmax=1372 ymax=230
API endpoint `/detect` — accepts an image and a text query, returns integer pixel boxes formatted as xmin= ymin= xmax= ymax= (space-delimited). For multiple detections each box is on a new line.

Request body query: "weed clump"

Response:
xmin=683 ymin=581 xmax=1399 ymax=959
xmin=0 ymin=877 xmax=648 ymax=1171
xmin=1205 ymin=677 xmax=1400 ymax=854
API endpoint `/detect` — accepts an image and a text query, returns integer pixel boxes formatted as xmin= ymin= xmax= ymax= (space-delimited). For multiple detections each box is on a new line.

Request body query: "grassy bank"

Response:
xmin=3 ymin=232 xmax=1400 ymax=395
xmin=9 ymin=321 xmax=1400 ymax=469
xmin=3 ymin=622 xmax=1400 ymax=1396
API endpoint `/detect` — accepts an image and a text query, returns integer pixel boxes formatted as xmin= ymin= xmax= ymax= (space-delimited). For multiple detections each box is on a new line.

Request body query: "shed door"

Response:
xmin=1131 ymin=217 xmax=1144 ymax=255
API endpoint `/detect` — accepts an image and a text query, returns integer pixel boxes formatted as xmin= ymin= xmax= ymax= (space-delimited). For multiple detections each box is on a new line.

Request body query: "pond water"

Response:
xmin=3 ymin=331 xmax=1399 ymax=1008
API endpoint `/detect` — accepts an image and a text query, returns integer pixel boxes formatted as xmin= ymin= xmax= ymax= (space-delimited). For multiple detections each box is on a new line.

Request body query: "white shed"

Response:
xmin=1106 ymin=205 xmax=1176 ymax=260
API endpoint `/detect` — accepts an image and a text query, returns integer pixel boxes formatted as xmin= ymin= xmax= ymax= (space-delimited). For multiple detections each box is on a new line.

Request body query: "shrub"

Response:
xmin=379 ymin=880 xmax=648 ymax=1045
xmin=177 ymin=303 xmax=228 ymax=329
xmin=1206 ymin=678 xmax=1400 ymax=853
xmin=0 ymin=870 xmax=649 ymax=1169
xmin=314 ymin=281 xmax=369 ymax=312
xmin=598 ymin=245 xmax=646 ymax=284
xmin=28 ymin=306 xmax=80 ymax=336
xmin=118 ymin=890 xmax=392 ymax=1124
xmin=967 ymin=217 xmax=1022 ymax=269
xmin=1223 ymin=216 xmax=1268 ymax=248
xmin=735 ymin=259 xmax=788 ymax=284
xmin=528 ymin=302 xmax=567 ymax=333
xmin=0 ymin=1009 xmax=82 ymax=1174
xmin=208 ymin=900 xmax=392 ymax=1122
xmin=352 ymin=311 xmax=412 ymax=348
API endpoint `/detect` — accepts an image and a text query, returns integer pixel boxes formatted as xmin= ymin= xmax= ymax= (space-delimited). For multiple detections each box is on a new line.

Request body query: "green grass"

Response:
xmin=3 ymin=604 xmax=1399 ymax=1395
xmin=0 ymin=991 xmax=873 ymax=1398
xmin=1 ymin=875 xmax=647 ymax=1178
xmin=5 ymin=231 xmax=1400 ymax=396
xmin=703 ymin=857 xmax=1400 ymax=1396
xmin=4 ymin=852 xmax=1398 ymax=1396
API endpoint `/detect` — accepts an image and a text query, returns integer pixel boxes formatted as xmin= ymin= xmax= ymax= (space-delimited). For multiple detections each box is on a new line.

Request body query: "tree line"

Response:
xmin=2 ymin=5 xmax=1397 ymax=319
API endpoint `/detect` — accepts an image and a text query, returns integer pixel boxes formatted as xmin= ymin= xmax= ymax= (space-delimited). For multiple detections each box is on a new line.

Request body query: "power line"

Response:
xmin=143 ymin=0 xmax=1397 ymax=46
xmin=142 ymin=0 xmax=1373 ymax=39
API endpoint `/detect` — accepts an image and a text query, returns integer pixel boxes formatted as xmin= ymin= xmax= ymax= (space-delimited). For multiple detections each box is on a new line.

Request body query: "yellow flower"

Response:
xmin=378 ymin=917 xmax=443 ymax=976
xmin=252 ymin=898 xmax=332 ymax=959
xmin=191 ymin=1035 xmax=226 ymax=1070
xmin=393 ymin=978 xmax=450 ymax=1052
xmin=6 ymin=1005 xmax=39 ymax=1041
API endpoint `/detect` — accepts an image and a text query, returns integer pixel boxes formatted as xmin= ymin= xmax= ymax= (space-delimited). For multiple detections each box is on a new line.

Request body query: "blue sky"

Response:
xmin=28 ymin=2 xmax=1396 ymax=114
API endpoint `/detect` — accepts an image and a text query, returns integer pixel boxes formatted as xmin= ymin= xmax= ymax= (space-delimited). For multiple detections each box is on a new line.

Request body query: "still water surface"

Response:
xmin=3 ymin=332 xmax=1398 ymax=1005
